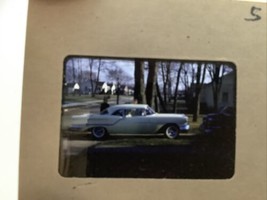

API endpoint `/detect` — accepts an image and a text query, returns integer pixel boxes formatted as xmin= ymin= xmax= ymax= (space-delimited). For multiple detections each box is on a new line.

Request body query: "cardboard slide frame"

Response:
xmin=19 ymin=0 xmax=266 ymax=199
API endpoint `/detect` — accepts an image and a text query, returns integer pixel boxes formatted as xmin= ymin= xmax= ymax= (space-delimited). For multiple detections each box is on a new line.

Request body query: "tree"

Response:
xmin=134 ymin=59 xmax=146 ymax=104
xmin=207 ymin=63 xmax=227 ymax=111
xmin=192 ymin=62 xmax=207 ymax=122
xmin=145 ymin=60 xmax=157 ymax=108
xmin=87 ymin=58 xmax=97 ymax=96
xmin=172 ymin=62 xmax=184 ymax=113
xmin=156 ymin=62 xmax=169 ymax=112
xmin=159 ymin=62 xmax=172 ymax=104
xmin=156 ymin=81 xmax=167 ymax=112
xmin=87 ymin=58 xmax=106 ymax=96
xmin=94 ymin=59 xmax=102 ymax=95
xmin=66 ymin=58 xmax=77 ymax=83
xmin=178 ymin=64 xmax=196 ymax=114
xmin=106 ymin=65 xmax=133 ymax=84
xmin=77 ymin=59 xmax=84 ymax=84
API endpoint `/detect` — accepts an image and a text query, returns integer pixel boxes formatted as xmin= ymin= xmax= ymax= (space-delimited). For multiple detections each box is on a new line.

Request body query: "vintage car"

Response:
xmin=85 ymin=104 xmax=190 ymax=139
xmin=199 ymin=106 xmax=235 ymax=135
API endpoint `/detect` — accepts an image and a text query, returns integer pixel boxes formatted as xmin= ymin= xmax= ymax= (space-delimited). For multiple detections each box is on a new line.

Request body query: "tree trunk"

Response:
xmin=134 ymin=60 xmax=145 ymax=104
xmin=209 ymin=63 xmax=225 ymax=111
xmin=89 ymin=59 xmax=95 ymax=97
xmin=145 ymin=60 xmax=157 ymax=108
xmin=173 ymin=63 xmax=183 ymax=113
xmin=156 ymin=81 xmax=167 ymax=112
xmin=71 ymin=58 xmax=76 ymax=83
xmin=160 ymin=63 xmax=167 ymax=104
xmin=192 ymin=63 xmax=206 ymax=122
xmin=94 ymin=59 xmax=102 ymax=96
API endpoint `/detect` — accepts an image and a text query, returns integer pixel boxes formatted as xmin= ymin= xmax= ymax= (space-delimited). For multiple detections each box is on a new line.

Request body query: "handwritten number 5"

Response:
xmin=245 ymin=6 xmax=262 ymax=21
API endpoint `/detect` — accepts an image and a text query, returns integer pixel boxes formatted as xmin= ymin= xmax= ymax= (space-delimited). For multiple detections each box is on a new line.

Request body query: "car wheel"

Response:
xmin=165 ymin=125 xmax=179 ymax=139
xmin=91 ymin=127 xmax=107 ymax=140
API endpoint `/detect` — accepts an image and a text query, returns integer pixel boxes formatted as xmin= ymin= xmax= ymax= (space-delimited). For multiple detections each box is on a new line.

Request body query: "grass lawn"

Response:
xmin=187 ymin=114 xmax=202 ymax=134
xmin=63 ymin=94 xmax=107 ymax=102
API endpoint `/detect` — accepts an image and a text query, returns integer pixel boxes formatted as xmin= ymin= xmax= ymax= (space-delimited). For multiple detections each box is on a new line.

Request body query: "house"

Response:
xmin=200 ymin=71 xmax=235 ymax=111
xmin=64 ymin=80 xmax=95 ymax=95
xmin=123 ymin=85 xmax=134 ymax=96
xmin=115 ymin=84 xmax=134 ymax=96
xmin=79 ymin=79 xmax=95 ymax=95
xmin=108 ymin=83 xmax=116 ymax=95
xmin=63 ymin=82 xmax=76 ymax=95
xmin=63 ymin=81 xmax=124 ymax=96
xmin=98 ymin=82 xmax=116 ymax=94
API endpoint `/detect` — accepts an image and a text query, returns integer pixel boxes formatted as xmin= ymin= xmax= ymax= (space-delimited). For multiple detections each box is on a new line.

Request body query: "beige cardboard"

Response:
xmin=19 ymin=0 xmax=266 ymax=199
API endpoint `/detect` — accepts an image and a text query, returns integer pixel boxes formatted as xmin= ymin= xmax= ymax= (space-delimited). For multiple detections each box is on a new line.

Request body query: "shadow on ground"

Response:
xmin=61 ymin=131 xmax=235 ymax=179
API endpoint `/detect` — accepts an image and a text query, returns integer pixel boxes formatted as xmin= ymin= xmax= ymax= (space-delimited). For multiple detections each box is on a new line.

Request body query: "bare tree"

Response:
xmin=84 ymin=59 xmax=117 ymax=96
xmin=93 ymin=59 xmax=102 ymax=95
xmin=106 ymin=65 xmax=133 ymax=84
xmin=134 ymin=59 xmax=146 ymax=104
xmin=79 ymin=59 xmax=84 ymax=83
xmin=207 ymin=63 xmax=227 ymax=111
xmin=155 ymin=62 xmax=167 ymax=112
xmin=179 ymin=63 xmax=197 ymax=114
xmin=70 ymin=58 xmax=77 ymax=83
xmin=145 ymin=60 xmax=157 ymax=108
xmin=159 ymin=62 xmax=171 ymax=104
xmin=87 ymin=59 xmax=96 ymax=96
xmin=156 ymin=80 xmax=167 ymax=112
xmin=172 ymin=62 xmax=184 ymax=113
xmin=192 ymin=62 xmax=207 ymax=122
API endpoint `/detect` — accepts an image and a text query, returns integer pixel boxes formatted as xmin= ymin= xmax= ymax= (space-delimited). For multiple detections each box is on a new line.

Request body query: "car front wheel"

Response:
xmin=91 ymin=127 xmax=107 ymax=140
xmin=165 ymin=125 xmax=179 ymax=139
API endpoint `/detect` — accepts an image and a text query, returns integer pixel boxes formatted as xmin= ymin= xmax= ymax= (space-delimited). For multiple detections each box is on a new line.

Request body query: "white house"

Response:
xmin=99 ymin=82 xmax=117 ymax=94
xmin=200 ymin=71 xmax=235 ymax=110
xmin=110 ymin=84 xmax=116 ymax=95
xmin=73 ymin=83 xmax=80 ymax=91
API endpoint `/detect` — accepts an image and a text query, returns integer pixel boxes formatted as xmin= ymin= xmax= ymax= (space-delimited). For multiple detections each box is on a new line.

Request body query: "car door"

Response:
xmin=110 ymin=108 xmax=149 ymax=134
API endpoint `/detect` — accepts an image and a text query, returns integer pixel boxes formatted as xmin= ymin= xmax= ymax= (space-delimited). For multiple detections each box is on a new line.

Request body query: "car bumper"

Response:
xmin=199 ymin=123 xmax=222 ymax=134
xmin=180 ymin=124 xmax=190 ymax=132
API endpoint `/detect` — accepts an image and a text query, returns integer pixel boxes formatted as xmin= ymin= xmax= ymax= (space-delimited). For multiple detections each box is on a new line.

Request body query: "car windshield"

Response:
xmin=100 ymin=109 xmax=109 ymax=115
xmin=219 ymin=106 xmax=234 ymax=115
xmin=146 ymin=106 xmax=156 ymax=115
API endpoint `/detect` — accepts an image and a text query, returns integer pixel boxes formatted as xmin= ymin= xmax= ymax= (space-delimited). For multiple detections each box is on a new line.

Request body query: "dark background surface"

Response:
xmin=62 ymin=132 xmax=235 ymax=179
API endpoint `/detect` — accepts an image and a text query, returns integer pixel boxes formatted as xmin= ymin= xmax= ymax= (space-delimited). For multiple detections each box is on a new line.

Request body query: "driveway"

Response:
xmin=59 ymin=131 xmax=235 ymax=179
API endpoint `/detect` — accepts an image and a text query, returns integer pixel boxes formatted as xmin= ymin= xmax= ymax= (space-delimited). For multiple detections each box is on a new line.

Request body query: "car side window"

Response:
xmin=125 ymin=109 xmax=132 ymax=117
xmin=100 ymin=109 xmax=109 ymax=115
xmin=134 ymin=108 xmax=146 ymax=116
xmin=112 ymin=109 xmax=124 ymax=117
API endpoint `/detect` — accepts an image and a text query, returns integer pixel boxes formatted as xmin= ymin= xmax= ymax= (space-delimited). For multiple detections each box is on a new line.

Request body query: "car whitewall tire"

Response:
xmin=91 ymin=127 xmax=107 ymax=140
xmin=165 ymin=125 xmax=179 ymax=139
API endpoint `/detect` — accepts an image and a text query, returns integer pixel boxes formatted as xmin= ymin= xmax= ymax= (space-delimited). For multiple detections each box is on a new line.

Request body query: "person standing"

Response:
xmin=100 ymin=96 xmax=110 ymax=112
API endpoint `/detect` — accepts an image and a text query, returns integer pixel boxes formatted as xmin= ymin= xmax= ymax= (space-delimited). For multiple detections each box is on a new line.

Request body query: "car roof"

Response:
xmin=107 ymin=104 xmax=148 ymax=113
